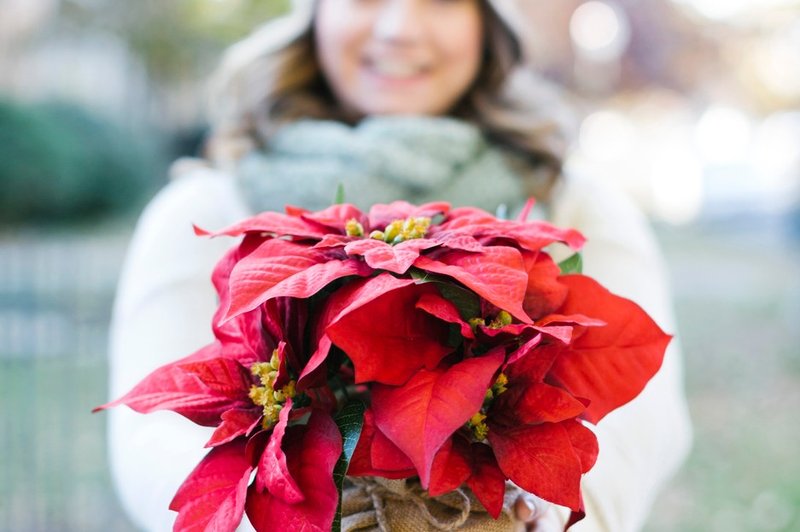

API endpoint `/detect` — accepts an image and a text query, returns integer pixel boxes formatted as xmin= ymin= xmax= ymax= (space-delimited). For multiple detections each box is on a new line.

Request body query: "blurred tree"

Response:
xmin=0 ymin=99 xmax=164 ymax=225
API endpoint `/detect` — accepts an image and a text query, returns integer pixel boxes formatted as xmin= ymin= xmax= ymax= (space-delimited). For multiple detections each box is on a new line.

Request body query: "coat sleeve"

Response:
xmin=546 ymin=174 xmax=693 ymax=532
xmin=106 ymin=166 xmax=256 ymax=531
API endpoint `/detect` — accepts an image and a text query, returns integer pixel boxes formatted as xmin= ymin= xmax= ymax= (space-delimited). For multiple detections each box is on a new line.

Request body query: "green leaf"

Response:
xmin=334 ymin=183 xmax=345 ymax=205
xmin=437 ymin=284 xmax=481 ymax=320
xmin=331 ymin=400 xmax=366 ymax=532
xmin=410 ymin=269 xmax=480 ymax=320
xmin=558 ymin=253 xmax=583 ymax=275
xmin=409 ymin=268 xmax=434 ymax=283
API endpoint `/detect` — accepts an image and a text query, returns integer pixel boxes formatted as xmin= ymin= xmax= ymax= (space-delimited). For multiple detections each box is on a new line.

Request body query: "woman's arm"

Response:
xmin=107 ymin=165 xmax=251 ymax=531
xmin=546 ymin=174 xmax=693 ymax=532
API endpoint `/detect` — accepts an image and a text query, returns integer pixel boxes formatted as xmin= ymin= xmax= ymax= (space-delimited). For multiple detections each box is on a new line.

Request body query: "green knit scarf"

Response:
xmin=235 ymin=116 xmax=526 ymax=214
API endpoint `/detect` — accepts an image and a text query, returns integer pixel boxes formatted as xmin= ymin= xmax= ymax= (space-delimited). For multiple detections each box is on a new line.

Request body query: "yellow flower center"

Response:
xmin=488 ymin=311 xmax=513 ymax=329
xmin=469 ymin=317 xmax=485 ymax=333
xmin=249 ymin=349 xmax=297 ymax=429
xmin=369 ymin=216 xmax=431 ymax=244
xmin=465 ymin=373 xmax=509 ymax=441
xmin=345 ymin=219 xmax=364 ymax=237
xmin=469 ymin=311 xmax=513 ymax=333
xmin=467 ymin=412 xmax=489 ymax=441
xmin=492 ymin=373 xmax=509 ymax=396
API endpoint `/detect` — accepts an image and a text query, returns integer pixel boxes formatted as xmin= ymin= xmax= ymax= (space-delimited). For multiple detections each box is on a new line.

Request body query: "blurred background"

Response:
xmin=0 ymin=0 xmax=798 ymax=530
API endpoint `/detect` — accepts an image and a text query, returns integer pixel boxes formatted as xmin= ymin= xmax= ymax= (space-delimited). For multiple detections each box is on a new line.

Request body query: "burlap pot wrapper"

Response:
xmin=341 ymin=477 xmax=527 ymax=532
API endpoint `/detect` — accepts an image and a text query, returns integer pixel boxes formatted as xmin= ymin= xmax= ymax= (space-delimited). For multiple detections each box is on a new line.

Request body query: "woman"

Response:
xmin=107 ymin=0 xmax=692 ymax=530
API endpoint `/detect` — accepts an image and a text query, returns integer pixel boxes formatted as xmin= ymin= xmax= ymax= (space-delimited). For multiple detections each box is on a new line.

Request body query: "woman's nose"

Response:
xmin=373 ymin=0 xmax=424 ymax=44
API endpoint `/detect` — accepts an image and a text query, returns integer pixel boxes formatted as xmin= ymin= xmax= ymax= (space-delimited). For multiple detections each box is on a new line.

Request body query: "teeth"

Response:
xmin=370 ymin=60 xmax=424 ymax=77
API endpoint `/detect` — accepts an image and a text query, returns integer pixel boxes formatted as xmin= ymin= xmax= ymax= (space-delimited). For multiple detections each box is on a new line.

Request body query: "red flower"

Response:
xmin=196 ymin=200 xmax=584 ymax=325
xmin=356 ymin=271 xmax=668 ymax=520
xmin=95 ymin=313 xmax=340 ymax=531
xmin=369 ymin=350 xmax=507 ymax=487
xmin=99 ymin=200 xmax=670 ymax=532
xmin=322 ymin=274 xmax=455 ymax=385
xmin=245 ymin=411 xmax=342 ymax=532
xmin=196 ymin=201 xmax=455 ymax=320
xmin=162 ymin=409 xmax=342 ymax=532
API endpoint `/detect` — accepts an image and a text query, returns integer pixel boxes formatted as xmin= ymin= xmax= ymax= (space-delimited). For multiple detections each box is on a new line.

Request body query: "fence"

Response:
xmin=0 ymin=225 xmax=137 ymax=531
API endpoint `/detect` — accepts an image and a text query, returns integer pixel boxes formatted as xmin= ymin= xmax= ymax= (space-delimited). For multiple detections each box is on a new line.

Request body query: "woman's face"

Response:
xmin=314 ymin=0 xmax=484 ymax=117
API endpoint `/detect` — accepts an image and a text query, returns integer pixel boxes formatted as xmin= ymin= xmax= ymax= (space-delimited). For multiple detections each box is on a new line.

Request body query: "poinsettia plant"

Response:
xmin=96 ymin=200 xmax=670 ymax=531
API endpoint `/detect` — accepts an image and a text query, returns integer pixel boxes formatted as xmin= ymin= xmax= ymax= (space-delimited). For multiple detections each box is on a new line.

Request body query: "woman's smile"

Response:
xmin=363 ymin=56 xmax=430 ymax=79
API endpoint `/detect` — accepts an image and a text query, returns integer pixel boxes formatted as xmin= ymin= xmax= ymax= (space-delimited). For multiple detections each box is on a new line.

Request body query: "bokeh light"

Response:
xmin=649 ymin=142 xmax=705 ymax=224
xmin=578 ymin=110 xmax=638 ymax=162
xmin=694 ymin=106 xmax=754 ymax=165
xmin=569 ymin=1 xmax=631 ymax=61
xmin=752 ymin=22 xmax=800 ymax=100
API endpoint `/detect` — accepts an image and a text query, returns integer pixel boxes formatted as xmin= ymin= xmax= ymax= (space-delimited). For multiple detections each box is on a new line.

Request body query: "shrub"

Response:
xmin=0 ymin=99 xmax=165 ymax=225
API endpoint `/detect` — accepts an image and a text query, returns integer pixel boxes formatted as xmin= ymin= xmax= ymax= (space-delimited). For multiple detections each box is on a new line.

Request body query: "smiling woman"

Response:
xmin=106 ymin=1 xmax=692 ymax=531
xmin=206 ymin=0 xmax=564 ymax=199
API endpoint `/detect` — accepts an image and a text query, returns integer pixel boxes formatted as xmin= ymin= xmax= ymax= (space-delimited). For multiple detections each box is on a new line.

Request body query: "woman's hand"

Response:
xmin=514 ymin=493 xmax=563 ymax=532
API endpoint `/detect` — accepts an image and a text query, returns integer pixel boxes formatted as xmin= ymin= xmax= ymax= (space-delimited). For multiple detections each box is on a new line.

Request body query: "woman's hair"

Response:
xmin=207 ymin=0 xmax=572 ymax=196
